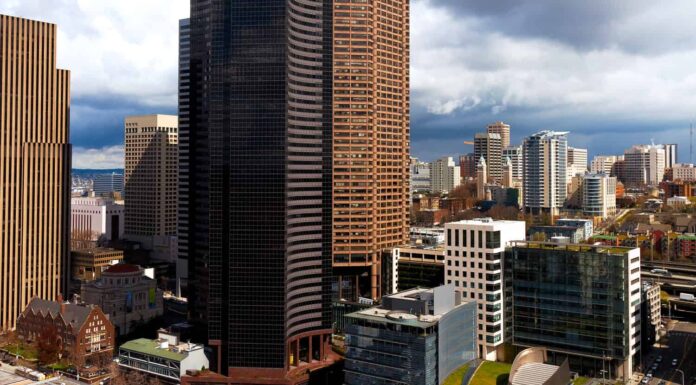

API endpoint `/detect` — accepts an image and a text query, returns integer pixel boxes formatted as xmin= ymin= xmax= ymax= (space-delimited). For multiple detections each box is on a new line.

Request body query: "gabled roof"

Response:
xmin=23 ymin=298 xmax=94 ymax=330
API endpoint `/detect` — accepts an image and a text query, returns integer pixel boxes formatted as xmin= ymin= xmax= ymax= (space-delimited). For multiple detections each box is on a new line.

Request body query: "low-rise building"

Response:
xmin=16 ymin=297 xmax=115 ymax=364
xmin=71 ymin=196 xmax=124 ymax=248
xmin=344 ymin=286 xmax=476 ymax=385
xmin=71 ymin=248 xmax=124 ymax=281
xmin=81 ymin=264 xmax=163 ymax=335
xmin=666 ymin=196 xmax=691 ymax=208
xmin=556 ymin=218 xmax=593 ymax=240
xmin=118 ymin=329 xmax=209 ymax=383
xmin=675 ymin=234 xmax=696 ymax=259
xmin=384 ymin=245 xmax=445 ymax=295
xmin=508 ymin=347 xmax=570 ymax=385
xmin=528 ymin=225 xmax=585 ymax=243
xmin=660 ymin=180 xmax=693 ymax=199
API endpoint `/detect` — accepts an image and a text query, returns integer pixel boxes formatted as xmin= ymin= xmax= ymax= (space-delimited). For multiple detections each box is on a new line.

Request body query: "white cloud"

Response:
xmin=72 ymin=146 xmax=124 ymax=169
xmin=0 ymin=0 xmax=190 ymax=107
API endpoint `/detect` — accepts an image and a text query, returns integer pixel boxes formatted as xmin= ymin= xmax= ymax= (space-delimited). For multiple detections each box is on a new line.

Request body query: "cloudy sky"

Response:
xmin=3 ymin=0 xmax=696 ymax=168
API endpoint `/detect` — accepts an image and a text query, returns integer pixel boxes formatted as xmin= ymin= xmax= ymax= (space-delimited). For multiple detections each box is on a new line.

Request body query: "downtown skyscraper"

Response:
xmin=178 ymin=1 xmax=409 ymax=383
xmin=0 ymin=15 xmax=71 ymax=330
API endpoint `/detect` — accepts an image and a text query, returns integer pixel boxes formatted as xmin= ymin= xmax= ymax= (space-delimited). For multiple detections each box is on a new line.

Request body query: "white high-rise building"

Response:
xmin=523 ymin=131 xmax=568 ymax=215
xmin=430 ymin=157 xmax=461 ymax=194
xmin=444 ymin=218 xmax=526 ymax=361
xmin=502 ymin=146 xmax=523 ymax=181
xmin=582 ymin=173 xmax=617 ymax=218
xmin=590 ymin=155 xmax=621 ymax=175
xmin=567 ymin=147 xmax=588 ymax=168
xmin=664 ymin=144 xmax=677 ymax=169
xmin=624 ymin=144 xmax=665 ymax=186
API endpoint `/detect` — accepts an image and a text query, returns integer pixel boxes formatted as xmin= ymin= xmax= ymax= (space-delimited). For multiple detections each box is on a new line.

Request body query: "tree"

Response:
xmin=37 ymin=328 xmax=61 ymax=365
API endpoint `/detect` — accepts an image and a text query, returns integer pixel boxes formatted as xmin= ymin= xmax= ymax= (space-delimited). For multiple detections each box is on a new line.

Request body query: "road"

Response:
xmin=638 ymin=320 xmax=696 ymax=385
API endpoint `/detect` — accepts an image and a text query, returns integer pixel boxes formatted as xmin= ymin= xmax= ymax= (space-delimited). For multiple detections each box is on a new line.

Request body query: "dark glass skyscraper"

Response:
xmin=180 ymin=0 xmax=334 ymax=383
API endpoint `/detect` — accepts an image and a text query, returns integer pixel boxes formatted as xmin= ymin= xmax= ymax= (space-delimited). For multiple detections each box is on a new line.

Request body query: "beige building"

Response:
xmin=0 ymin=15 xmax=71 ymax=330
xmin=672 ymin=163 xmax=696 ymax=181
xmin=81 ymin=264 xmax=163 ymax=335
xmin=124 ymin=115 xmax=178 ymax=262
xmin=487 ymin=121 xmax=511 ymax=149
xmin=332 ymin=1 xmax=410 ymax=301
xmin=71 ymin=197 xmax=124 ymax=248
xmin=590 ymin=155 xmax=621 ymax=175
xmin=71 ymin=248 xmax=124 ymax=282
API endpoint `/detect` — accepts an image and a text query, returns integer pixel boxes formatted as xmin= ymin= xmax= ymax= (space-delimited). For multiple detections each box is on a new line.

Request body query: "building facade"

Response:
xmin=119 ymin=329 xmax=209 ymax=383
xmin=81 ymin=264 xmax=163 ymax=335
xmin=444 ymin=218 xmax=526 ymax=360
xmin=71 ymin=248 xmax=123 ymax=282
xmin=664 ymin=144 xmax=677 ymax=169
xmin=523 ymin=131 xmax=568 ymax=215
xmin=672 ymin=163 xmax=696 ymax=181
xmin=176 ymin=17 xmax=191 ymax=296
xmin=487 ymin=121 xmax=511 ymax=149
xmin=624 ymin=144 xmax=665 ymax=186
xmin=71 ymin=197 xmax=124 ymax=247
xmin=555 ymin=218 xmax=593 ymax=240
xmin=582 ymin=173 xmax=617 ymax=218
xmin=591 ymin=155 xmax=620 ymax=175
xmin=344 ymin=286 xmax=476 ymax=385
xmin=431 ymin=157 xmax=461 ymax=194
xmin=93 ymin=173 xmax=125 ymax=197
xmin=641 ymin=282 xmax=661 ymax=349
xmin=460 ymin=153 xmax=477 ymax=179
xmin=475 ymin=132 xmax=503 ymax=182
xmin=411 ymin=157 xmax=432 ymax=194
xmin=16 ymin=297 xmax=115 ymax=363
xmin=503 ymin=146 xmax=523 ymax=181
xmin=0 ymin=14 xmax=71 ymax=331
xmin=506 ymin=242 xmax=641 ymax=380
xmin=124 ymin=114 xmax=178 ymax=263
xmin=384 ymin=246 xmax=445 ymax=295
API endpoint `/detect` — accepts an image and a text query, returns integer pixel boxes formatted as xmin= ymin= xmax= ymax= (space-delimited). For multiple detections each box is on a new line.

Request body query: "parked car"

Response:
xmin=651 ymin=363 xmax=659 ymax=371
xmin=672 ymin=358 xmax=678 ymax=367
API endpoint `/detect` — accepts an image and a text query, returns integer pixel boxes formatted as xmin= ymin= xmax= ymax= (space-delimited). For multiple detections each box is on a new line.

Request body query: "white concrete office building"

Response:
xmin=523 ymin=131 xmax=568 ymax=215
xmin=444 ymin=218 xmax=526 ymax=361
xmin=71 ymin=197 xmax=124 ymax=244
xmin=624 ymin=144 xmax=665 ymax=186
xmin=582 ymin=173 xmax=617 ymax=218
xmin=431 ymin=157 xmax=461 ymax=194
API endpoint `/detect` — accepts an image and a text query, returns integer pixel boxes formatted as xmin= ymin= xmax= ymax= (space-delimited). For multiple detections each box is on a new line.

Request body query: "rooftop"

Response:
xmin=120 ymin=338 xmax=189 ymax=362
xmin=104 ymin=263 xmax=141 ymax=274
xmin=23 ymin=298 xmax=96 ymax=329
xmin=510 ymin=240 xmax=636 ymax=256
xmin=511 ymin=363 xmax=562 ymax=385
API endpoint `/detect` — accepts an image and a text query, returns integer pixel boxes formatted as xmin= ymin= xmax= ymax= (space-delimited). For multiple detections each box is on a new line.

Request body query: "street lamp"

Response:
xmin=675 ymin=369 xmax=685 ymax=385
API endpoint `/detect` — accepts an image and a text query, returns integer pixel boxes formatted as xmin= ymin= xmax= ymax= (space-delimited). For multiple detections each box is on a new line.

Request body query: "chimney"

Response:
xmin=56 ymin=294 xmax=65 ymax=314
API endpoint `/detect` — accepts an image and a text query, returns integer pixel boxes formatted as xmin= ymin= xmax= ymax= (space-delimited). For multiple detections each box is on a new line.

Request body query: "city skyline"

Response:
xmin=4 ymin=1 xmax=696 ymax=167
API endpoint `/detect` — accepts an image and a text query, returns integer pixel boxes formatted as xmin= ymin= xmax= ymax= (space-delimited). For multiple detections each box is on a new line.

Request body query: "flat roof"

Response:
xmin=120 ymin=338 xmax=185 ymax=362
xmin=510 ymin=240 xmax=637 ymax=256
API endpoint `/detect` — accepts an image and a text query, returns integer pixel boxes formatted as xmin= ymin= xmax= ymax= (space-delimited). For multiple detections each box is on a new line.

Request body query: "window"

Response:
xmin=486 ymin=231 xmax=501 ymax=248
xmin=478 ymin=231 xmax=483 ymax=249
xmin=470 ymin=230 xmax=475 ymax=247
xmin=455 ymin=229 xmax=459 ymax=247
xmin=447 ymin=229 xmax=452 ymax=246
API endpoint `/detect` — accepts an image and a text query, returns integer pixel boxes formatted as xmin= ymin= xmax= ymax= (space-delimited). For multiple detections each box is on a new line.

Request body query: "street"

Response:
xmin=639 ymin=320 xmax=696 ymax=385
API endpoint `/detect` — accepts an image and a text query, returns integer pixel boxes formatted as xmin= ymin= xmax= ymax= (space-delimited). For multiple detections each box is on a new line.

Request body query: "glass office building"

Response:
xmin=505 ymin=242 xmax=641 ymax=381
xmin=345 ymin=286 xmax=476 ymax=385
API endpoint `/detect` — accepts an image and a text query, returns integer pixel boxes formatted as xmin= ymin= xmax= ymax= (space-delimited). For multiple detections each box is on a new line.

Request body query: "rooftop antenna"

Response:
xmin=691 ymin=123 xmax=693 ymax=163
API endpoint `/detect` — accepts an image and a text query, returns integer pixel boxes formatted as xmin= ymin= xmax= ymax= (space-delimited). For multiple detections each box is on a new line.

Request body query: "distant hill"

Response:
xmin=72 ymin=168 xmax=124 ymax=176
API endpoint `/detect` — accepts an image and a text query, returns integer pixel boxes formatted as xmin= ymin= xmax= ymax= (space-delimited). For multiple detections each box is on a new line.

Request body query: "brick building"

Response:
xmin=16 ymin=297 xmax=115 ymax=363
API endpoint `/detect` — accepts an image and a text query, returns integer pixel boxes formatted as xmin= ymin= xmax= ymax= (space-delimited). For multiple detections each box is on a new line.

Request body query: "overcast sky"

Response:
xmin=3 ymin=0 xmax=696 ymax=168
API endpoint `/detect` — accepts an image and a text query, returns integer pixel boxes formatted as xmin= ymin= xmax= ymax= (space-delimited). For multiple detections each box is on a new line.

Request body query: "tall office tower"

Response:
xmin=582 ymin=173 xmax=617 ymax=218
xmin=331 ymin=0 xmax=410 ymax=303
xmin=474 ymin=132 xmax=503 ymax=182
xmin=182 ymin=0 xmax=420 ymax=381
xmin=93 ymin=172 xmax=124 ymax=197
xmin=410 ymin=157 xmax=431 ymax=195
xmin=476 ymin=157 xmax=487 ymax=200
xmin=0 ymin=15 xmax=71 ymax=330
xmin=124 ymin=115 xmax=178 ymax=262
xmin=487 ymin=121 xmax=511 ymax=148
xmin=590 ymin=155 xmax=619 ymax=174
xmin=176 ymin=18 xmax=190 ymax=294
xmin=624 ymin=144 xmax=665 ymax=186
xmin=506 ymin=242 xmax=641 ymax=381
xmin=502 ymin=145 xmax=523 ymax=181
xmin=445 ymin=219 xmax=526 ymax=361
xmin=459 ymin=153 xmax=477 ymax=179
xmin=523 ymin=131 xmax=568 ymax=215
xmin=431 ymin=157 xmax=461 ymax=194
xmin=664 ymin=143 xmax=677 ymax=169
